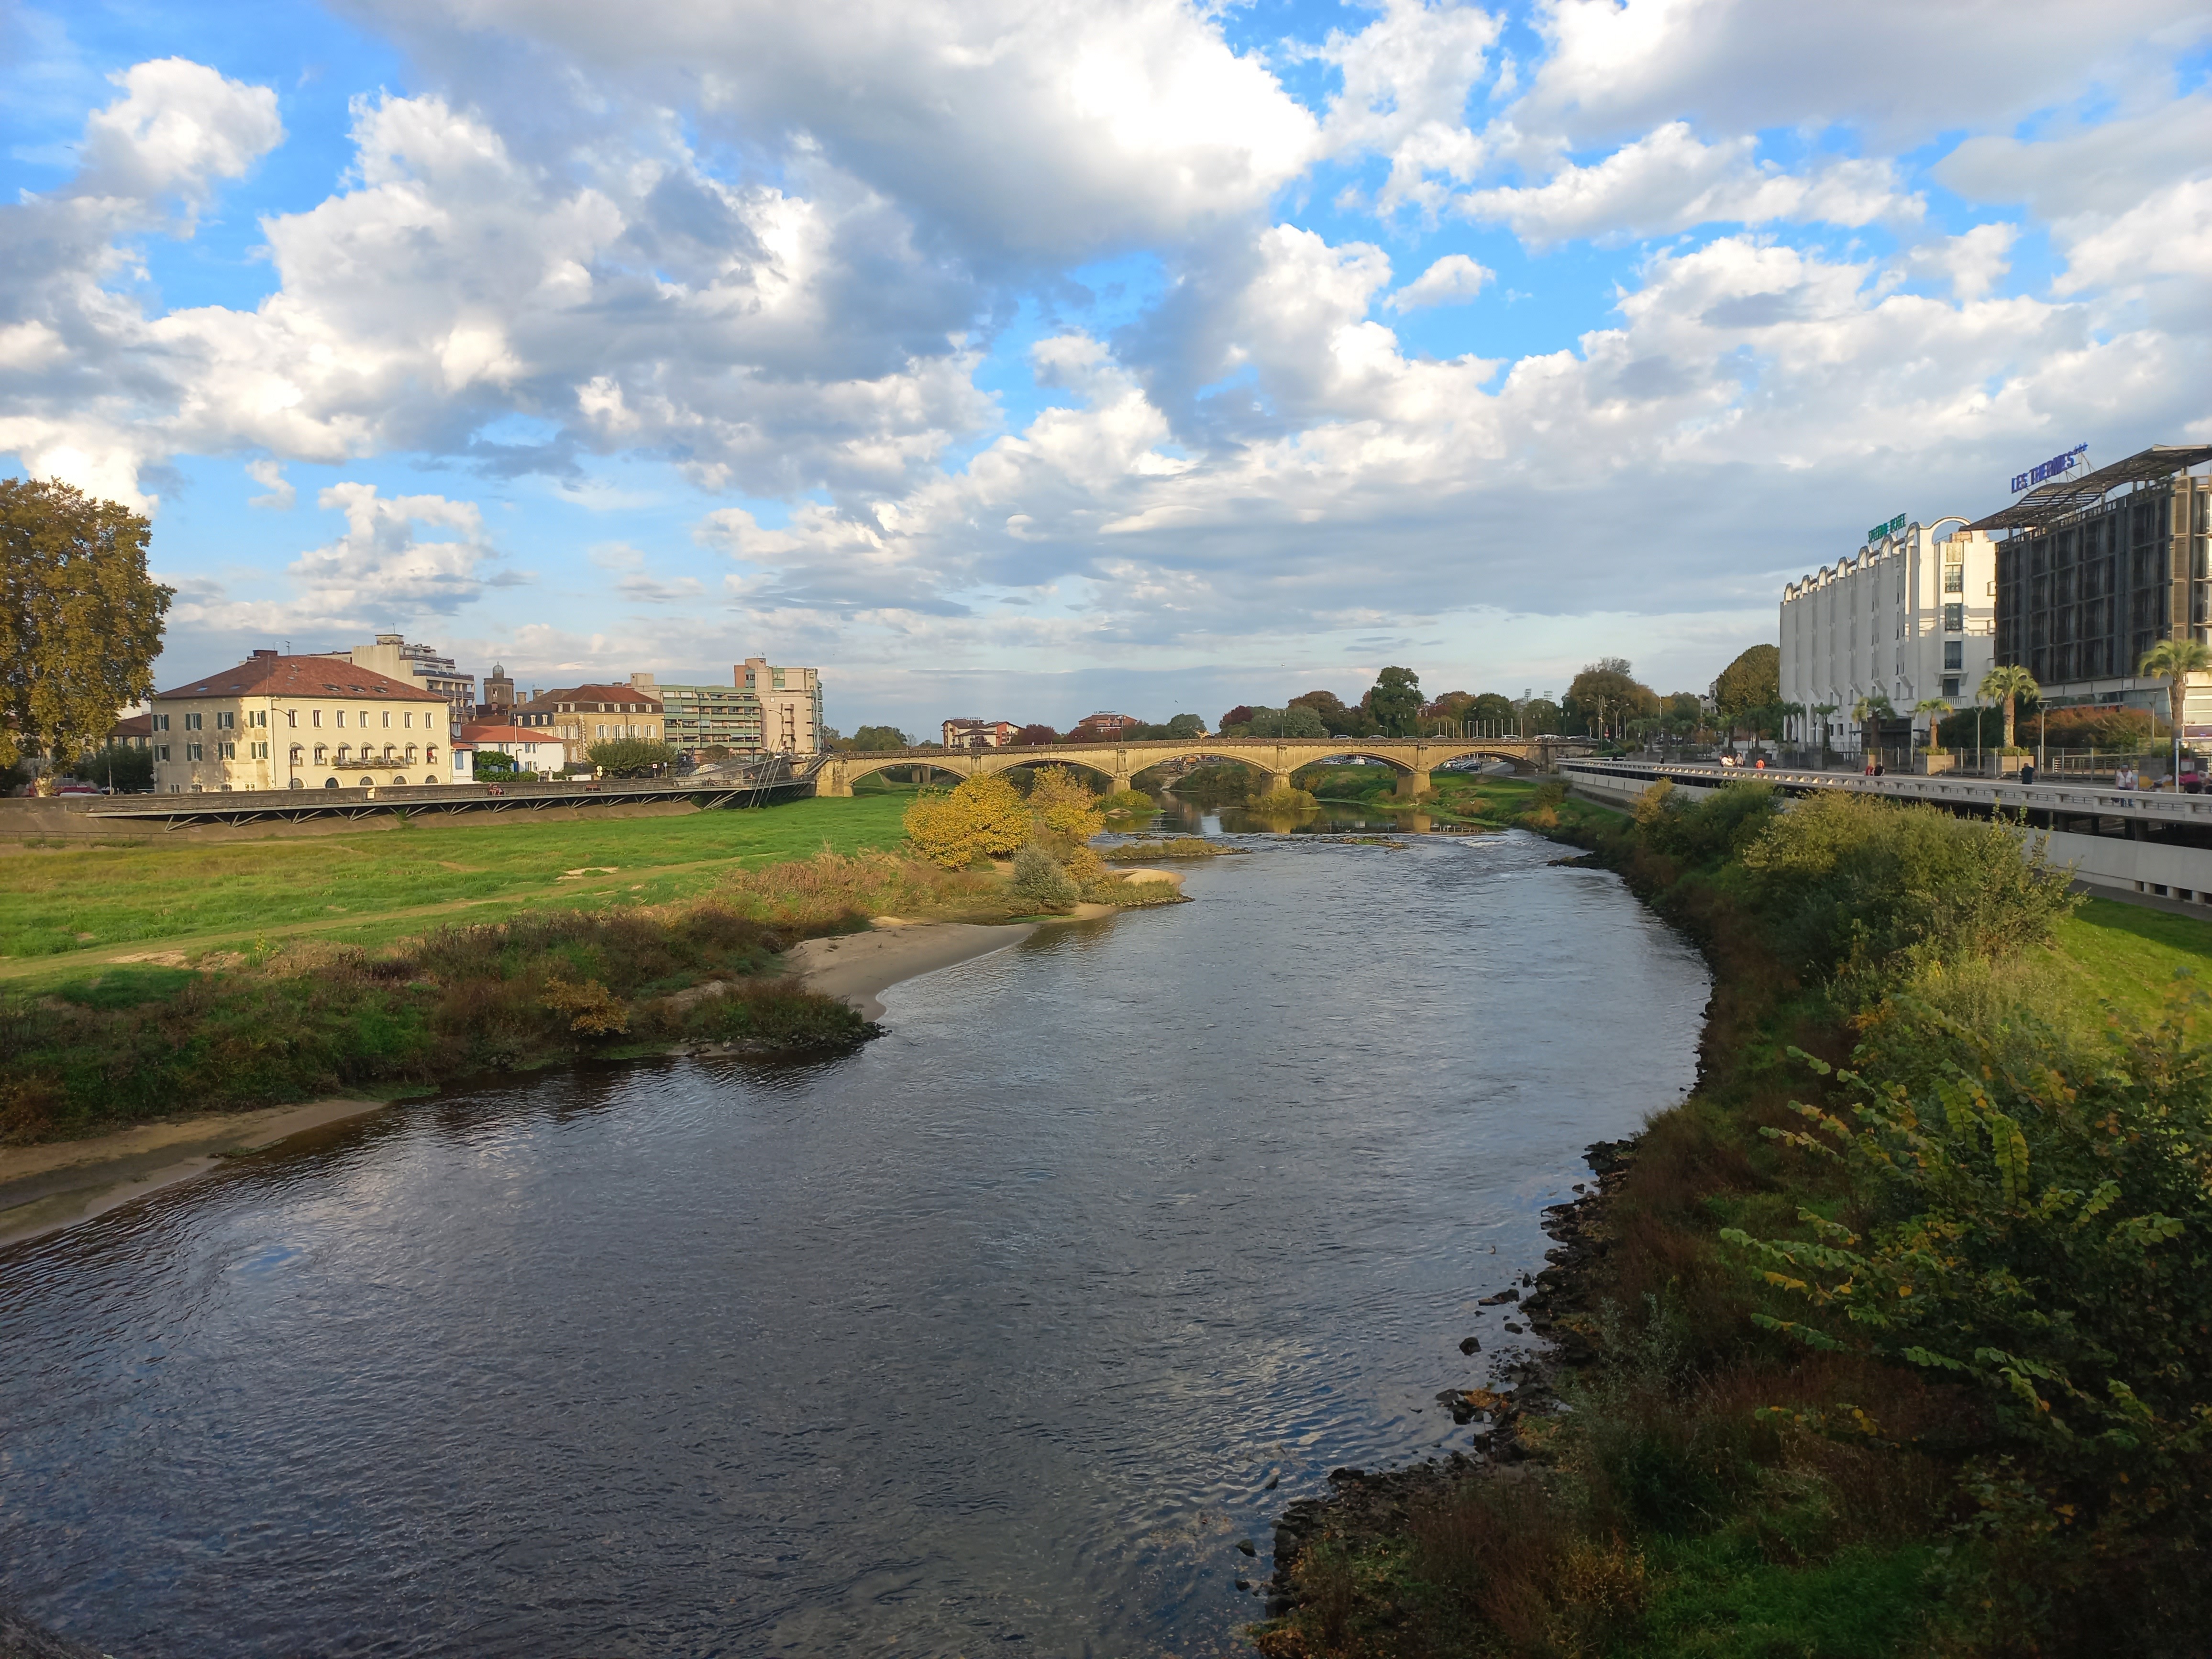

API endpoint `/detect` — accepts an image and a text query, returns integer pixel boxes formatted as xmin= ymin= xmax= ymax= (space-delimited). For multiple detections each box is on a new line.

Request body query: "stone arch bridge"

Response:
xmin=814 ymin=735 xmax=1593 ymax=798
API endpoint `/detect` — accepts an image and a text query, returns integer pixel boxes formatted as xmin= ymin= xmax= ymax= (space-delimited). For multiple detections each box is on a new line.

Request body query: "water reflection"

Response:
xmin=0 ymin=833 xmax=1706 ymax=1658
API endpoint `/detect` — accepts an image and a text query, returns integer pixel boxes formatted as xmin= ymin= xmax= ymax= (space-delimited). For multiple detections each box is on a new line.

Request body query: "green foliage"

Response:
xmin=0 ymin=476 xmax=173 ymax=770
xmin=1565 ymin=656 xmax=1660 ymax=736
xmin=471 ymin=748 xmax=520 ymax=778
xmin=1712 ymin=645 xmax=1781 ymax=728
xmin=1009 ymin=842 xmax=1080 ymax=909
xmin=1365 ymin=666 xmax=1422 ymax=735
xmin=1738 ymin=792 xmax=2077 ymax=984
xmin=66 ymin=743 xmax=153 ymax=791
xmin=1724 ymin=990 xmax=2212 ymax=1629
xmin=1638 ymin=779 xmax=1781 ymax=865
xmin=585 ymin=737 xmax=677 ymax=776
xmin=846 ymin=724 xmax=909 ymax=751
xmin=1100 ymin=788 xmax=1156 ymax=816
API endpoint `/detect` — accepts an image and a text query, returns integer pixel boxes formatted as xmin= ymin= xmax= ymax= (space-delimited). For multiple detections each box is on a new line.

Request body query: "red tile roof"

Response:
xmin=155 ymin=655 xmax=447 ymax=702
xmin=458 ymin=723 xmax=562 ymax=744
xmin=516 ymin=684 xmax=664 ymax=711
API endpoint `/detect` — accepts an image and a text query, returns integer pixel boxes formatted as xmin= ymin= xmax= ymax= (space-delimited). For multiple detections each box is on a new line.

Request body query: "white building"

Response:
xmin=151 ymin=652 xmax=459 ymax=792
xmin=1780 ymin=515 xmax=1999 ymax=750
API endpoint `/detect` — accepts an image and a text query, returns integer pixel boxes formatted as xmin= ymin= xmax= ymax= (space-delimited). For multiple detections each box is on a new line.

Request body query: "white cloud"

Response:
xmin=1389 ymin=253 xmax=1493 ymax=310
xmin=2052 ymin=176 xmax=2212 ymax=297
xmin=1903 ymin=223 xmax=2018 ymax=304
xmin=76 ymin=57 xmax=283 ymax=216
xmin=1508 ymin=0 xmax=2212 ymax=151
xmin=1303 ymin=0 xmax=1501 ymax=216
xmin=245 ymin=458 xmax=296 ymax=509
xmin=1457 ymin=123 xmax=1917 ymax=247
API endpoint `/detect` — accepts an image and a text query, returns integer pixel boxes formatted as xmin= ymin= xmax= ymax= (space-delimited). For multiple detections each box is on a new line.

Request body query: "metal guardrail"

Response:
xmin=1561 ymin=759 xmax=2212 ymax=830
xmin=83 ymin=770 xmax=818 ymax=829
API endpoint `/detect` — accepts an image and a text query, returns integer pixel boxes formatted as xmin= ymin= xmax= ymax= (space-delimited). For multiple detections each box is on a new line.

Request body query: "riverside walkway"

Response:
xmin=1561 ymin=758 xmax=2212 ymax=906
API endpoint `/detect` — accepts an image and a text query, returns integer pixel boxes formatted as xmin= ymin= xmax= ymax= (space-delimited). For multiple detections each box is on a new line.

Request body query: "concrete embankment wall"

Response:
xmin=0 ymin=796 xmax=709 ymax=845
xmin=1563 ymin=766 xmax=2212 ymax=911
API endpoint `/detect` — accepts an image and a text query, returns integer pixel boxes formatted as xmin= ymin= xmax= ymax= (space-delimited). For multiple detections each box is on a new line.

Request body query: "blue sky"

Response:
xmin=4 ymin=0 xmax=2209 ymax=733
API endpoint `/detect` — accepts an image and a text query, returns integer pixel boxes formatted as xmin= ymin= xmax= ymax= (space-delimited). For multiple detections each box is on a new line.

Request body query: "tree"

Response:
xmin=1809 ymin=702 xmax=1839 ymax=761
xmin=1710 ymin=645 xmax=1780 ymax=748
xmin=903 ymin=772 xmax=1030 ymax=868
xmin=1850 ymin=691 xmax=1895 ymax=738
xmin=1218 ymin=705 xmax=1256 ymax=732
xmin=0 ymin=477 xmax=172 ymax=773
xmin=1025 ymin=764 xmax=1106 ymax=849
xmin=1977 ymin=663 xmax=2041 ymax=753
xmin=67 ymin=742 xmax=154 ymax=792
xmin=586 ymin=738 xmax=677 ymax=776
xmin=1564 ymin=658 xmax=1658 ymax=740
xmin=1468 ymin=692 xmax=1516 ymax=733
xmin=1911 ymin=698 xmax=1951 ymax=759
xmin=1165 ymin=712 xmax=1205 ymax=739
xmin=1012 ymin=723 xmax=1059 ymax=746
xmin=1289 ymin=688 xmax=1374 ymax=736
xmin=1366 ymin=666 xmax=1422 ymax=735
xmin=473 ymin=748 xmax=520 ymax=779
xmin=1520 ymin=697 xmax=1562 ymax=735
xmin=2136 ymin=638 xmax=2210 ymax=789
xmin=847 ymin=724 xmax=908 ymax=751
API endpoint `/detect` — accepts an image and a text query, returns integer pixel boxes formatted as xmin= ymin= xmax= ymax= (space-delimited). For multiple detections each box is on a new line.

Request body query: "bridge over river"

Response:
xmin=816 ymin=734 xmax=1592 ymax=798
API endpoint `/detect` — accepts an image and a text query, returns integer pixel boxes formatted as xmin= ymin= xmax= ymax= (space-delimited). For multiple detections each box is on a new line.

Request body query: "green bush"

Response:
xmin=1738 ymin=792 xmax=2076 ymax=984
xmin=1639 ymin=779 xmax=1780 ymax=865
xmin=1725 ymin=989 xmax=2212 ymax=1644
xmin=1009 ymin=843 xmax=1080 ymax=910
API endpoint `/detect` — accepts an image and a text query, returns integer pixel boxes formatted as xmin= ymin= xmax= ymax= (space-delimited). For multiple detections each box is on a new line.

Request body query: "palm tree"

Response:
xmin=1810 ymin=702 xmax=1839 ymax=764
xmin=1850 ymin=692 xmax=1894 ymax=760
xmin=1977 ymin=664 xmax=2039 ymax=753
xmin=2139 ymin=637 xmax=2212 ymax=790
xmin=1912 ymin=698 xmax=1952 ymax=763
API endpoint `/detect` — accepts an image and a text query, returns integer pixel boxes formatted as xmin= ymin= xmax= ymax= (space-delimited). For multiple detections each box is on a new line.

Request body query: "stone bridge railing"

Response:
xmin=814 ymin=735 xmax=1592 ymax=798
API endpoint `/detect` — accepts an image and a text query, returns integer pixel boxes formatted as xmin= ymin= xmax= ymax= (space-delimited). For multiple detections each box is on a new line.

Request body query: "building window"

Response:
xmin=382 ymin=710 xmax=391 ymax=728
xmin=1943 ymin=564 xmax=1963 ymax=593
xmin=1943 ymin=603 xmax=1964 ymax=632
xmin=184 ymin=711 xmax=203 ymax=730
xmin=186 ymin=741 xmax=203 ymax=761
xmin=1943 ymin=642 xmax=1964 ymax=671
xmin=156 ymin=745 xmax=170 ymax=761
xmin=153 ymin=713 xmax=170 ymax=732
xmin=1942 ymin=675 xmax=1962 ymax=697
xmin=286 ymin=709 xmax=297 ymax=727
xmin=220 ymin=741 xmax=236 ymax=759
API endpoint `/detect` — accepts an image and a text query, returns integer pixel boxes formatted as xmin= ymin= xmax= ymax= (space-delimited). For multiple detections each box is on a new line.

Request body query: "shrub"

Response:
xmin=1100 ymin=788 xmax=1155 ymax=816
xmin=1738 ymin=792 xmax=2076 ymax=983
xmin=1009 ymin=843 xmax=1080 ymax=910
xmin=1026 ymin=764 xmax=1106 ymax=848
xmin=540 ymin=975 xmax=630 ymax=1035
xmin=902 ymin=773 xmax=1030 ymax=868
xmin=1640 ymin=779 xmax=1779 ymax=864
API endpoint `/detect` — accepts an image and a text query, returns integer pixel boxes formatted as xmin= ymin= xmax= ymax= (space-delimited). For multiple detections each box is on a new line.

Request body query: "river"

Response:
xmin=0 ymin=828 xmax=1708 ymax=1657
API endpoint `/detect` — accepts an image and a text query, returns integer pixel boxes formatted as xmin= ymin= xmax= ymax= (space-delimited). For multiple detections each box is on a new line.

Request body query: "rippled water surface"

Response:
xmin=0 ymin=830 xmax=1708 ymax=1657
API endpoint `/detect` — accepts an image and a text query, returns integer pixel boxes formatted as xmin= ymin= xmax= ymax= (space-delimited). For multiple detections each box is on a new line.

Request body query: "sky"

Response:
xmin=3 ymin=0 xmax=2209 ymax=736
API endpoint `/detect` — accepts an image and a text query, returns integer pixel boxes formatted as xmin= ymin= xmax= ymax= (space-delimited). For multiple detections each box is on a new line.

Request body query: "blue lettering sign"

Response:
xmin=2010 ymin=442 xmax=2088 ymax=494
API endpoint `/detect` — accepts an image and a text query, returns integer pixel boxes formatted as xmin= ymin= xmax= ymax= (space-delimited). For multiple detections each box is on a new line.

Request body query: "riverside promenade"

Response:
xmin=1562 ymin=757 xmax=2212 ymax=909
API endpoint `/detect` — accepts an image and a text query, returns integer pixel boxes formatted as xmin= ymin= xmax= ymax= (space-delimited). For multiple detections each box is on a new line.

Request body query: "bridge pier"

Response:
xmin=1396 ymin=767 xmax=1431 ymax=800
xmin=818 ymin=766 xmax=852 ymax=797
xmin=1266 ymin=770 xmax=1295 ymax=794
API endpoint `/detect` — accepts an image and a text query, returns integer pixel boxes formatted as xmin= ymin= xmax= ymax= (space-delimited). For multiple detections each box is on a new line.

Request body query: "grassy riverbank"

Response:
xmin=1256 ymin=780 xmax=2212 ymax=1658
xmin=0 ymin=796 xmax=916 ymax=980
xmin=0 ymin=851 xmax=1035 ymax=1144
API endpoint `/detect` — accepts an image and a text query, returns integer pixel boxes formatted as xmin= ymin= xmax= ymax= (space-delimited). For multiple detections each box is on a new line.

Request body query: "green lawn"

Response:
xmin=0 ymin=795 xmax=912 ymax=978
xmin=2049 ymin=895 xmax=2212 ymax=1025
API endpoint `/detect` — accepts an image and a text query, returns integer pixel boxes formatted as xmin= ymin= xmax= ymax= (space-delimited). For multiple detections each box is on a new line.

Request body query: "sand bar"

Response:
xmin=0 ymin=1096 xmax=390 ymax=1250
xmin=785 ymin=918 xmax=1039 ymax=1019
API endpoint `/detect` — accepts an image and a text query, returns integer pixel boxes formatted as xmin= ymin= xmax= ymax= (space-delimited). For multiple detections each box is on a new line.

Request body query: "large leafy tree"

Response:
xmin=1709 ymin=644 xmax=1780 ymax=743
xmin=903 ymin=771 xmax=1030 ymax=867
xmin=845 ymin=724 xmax=908 ymax=751
xmin=0 ymin=477 xmax=171 ymax=771
xmin=1365 ymin=666 xmax=1422 ymax=735
xmin=1563 ymin=657 xmax=1658 ymax=739
xmin=1289 ymin=688 xmax=1375 ymax=737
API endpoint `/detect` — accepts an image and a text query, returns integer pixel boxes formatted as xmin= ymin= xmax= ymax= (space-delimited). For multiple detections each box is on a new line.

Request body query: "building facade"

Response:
xmin=1073 ymin=711 xmax=1139 ymax=741
xmin=942 ymin=719 xmax=1017 ymax=749
xmin=319 ymin=635 xmax=476 ymax=730
xmin=1780 ymin=516 xmax=1999 ymax=749
xmin=476 ymin=663 xmax=515 ymax=722
xmin=738 ymin=658 xmax=823 ymax=754
xmin=511 ymin=685 xmax=665 ymax=767
xmin=634 ymin=674 xmax=766 ymax=757
xmin=455 ymin=723 xmax=568 ymax=774
xmin=1980 ymin=446 xmax=2212 ymax=728
xmin=151 ymin=652 xmax=455 ymax=791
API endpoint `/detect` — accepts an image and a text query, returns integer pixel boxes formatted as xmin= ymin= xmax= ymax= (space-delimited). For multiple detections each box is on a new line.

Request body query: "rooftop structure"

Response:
xmin=1981 ymin=444 xmax=2212 ymax=724
xmin=318 ymin=634 xmax=476 ymax=728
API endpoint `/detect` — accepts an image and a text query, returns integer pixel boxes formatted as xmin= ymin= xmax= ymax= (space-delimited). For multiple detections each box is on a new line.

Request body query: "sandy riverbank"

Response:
xmin=0 ymin=1096 xmax=392 ymax=1250
xmin=784 ymin=869 xmax=1185 ymax=1018
xmin=784 ymin=917 xmax=1040 ymax=1019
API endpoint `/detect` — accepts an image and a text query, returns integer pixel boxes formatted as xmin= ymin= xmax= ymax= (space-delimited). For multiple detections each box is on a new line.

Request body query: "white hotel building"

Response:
xmin=1780 ymin=515 xmax=1999 ymax=751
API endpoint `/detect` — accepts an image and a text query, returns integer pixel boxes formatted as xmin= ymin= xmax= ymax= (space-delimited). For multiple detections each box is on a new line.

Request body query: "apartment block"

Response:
xmin=151 ymin=651 xmax=456 ymax=792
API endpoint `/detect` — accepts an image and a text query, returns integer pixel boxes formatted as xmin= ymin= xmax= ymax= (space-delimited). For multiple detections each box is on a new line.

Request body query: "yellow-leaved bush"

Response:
xmin=902 ymin=773 xmax=1031 ymax=869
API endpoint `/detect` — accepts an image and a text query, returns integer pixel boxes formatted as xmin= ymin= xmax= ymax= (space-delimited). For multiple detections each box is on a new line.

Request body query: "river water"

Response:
xmin=0 ymin=829 xmax=1707 ymax=1657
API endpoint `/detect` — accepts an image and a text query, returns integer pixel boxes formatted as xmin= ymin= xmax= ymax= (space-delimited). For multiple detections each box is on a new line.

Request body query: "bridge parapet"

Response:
xmin=814 ymin=735 xmax=1594 ymax=796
